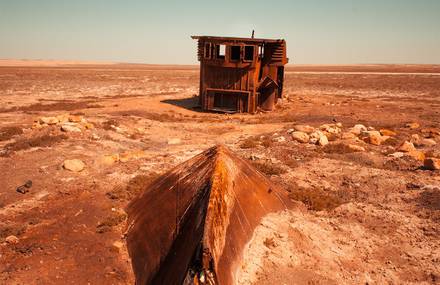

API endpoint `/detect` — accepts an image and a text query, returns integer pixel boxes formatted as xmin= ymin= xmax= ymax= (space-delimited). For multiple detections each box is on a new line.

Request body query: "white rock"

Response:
xmin=272 ymin=136 xmax=286 ymax=143
xmin=167 ymin=138 xmax=181 ymax=145
xmin=349 ymin=124 xmax=368 ymax=135
xmin=291 ymin=131 xmax=309 ymax=143
xmin=5 ymin=235 xmax=19 ymax=244
xmin=293 ymin=125 xmax=315 ymax=134
xmin=318 ymin=135 xmax=329 ymax=146
xmin=61 ymin=124 xmax=81 ymax=133
xmin=63 ymin=159 xmax=85 ymax=172
xmin=39 ymin=116 xmax=59 ymax=125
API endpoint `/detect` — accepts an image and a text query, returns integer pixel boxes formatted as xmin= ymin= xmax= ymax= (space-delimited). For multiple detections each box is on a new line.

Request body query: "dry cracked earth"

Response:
xmin=0 ymin=63 xmax=440 ymax=284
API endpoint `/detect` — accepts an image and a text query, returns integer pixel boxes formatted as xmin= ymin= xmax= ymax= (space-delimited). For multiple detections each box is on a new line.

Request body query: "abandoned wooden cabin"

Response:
xmin=192 ymin=35 xmax=288 ymax=113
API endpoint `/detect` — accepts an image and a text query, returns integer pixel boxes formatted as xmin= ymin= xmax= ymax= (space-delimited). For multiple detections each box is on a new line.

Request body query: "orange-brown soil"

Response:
xmin=0 ymin=63 xmax=439 ymax=284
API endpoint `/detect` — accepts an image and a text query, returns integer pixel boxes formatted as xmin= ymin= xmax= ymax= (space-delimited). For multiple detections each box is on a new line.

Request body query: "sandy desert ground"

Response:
xmin=0 ymin=62 xmax=439 ymax=284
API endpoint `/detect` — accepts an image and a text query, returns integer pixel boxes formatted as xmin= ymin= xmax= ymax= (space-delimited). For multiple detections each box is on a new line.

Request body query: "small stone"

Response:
xmin=291 ymin=131 xmax=309 ymax=143
xmin=405 ymin=122 xmax=420 ymax=129
xmin=318 ymin=134 xmax=329 ymax=146
xmin=380 ymin=129 xmax=397 ymax=136
xmin=398 ymin=141 xmax=416 ymax=153
xmin=39 ymin=116 xmax=59 ymax=125
xmin=420 ymin=138 xmax=436 ymax=147
xmin=119 ymin=150 xmax=147 ymax=162
xmin=113 ymin=241 xmax=124 ymax=250
xmin=286 ymin=128 xmax=294 ymax=134
xmin=341 ymin=132 xmax=357 ymax=140
xmin=347 ymin=144 xmax=365 ymax=152
xmin=349 ymin=124 xmax=367 ymax=135
xmin=63 ymin=159 xmax=85 ymax=172
xmin=167 ymin=138 xmax=181 ymax=145
xmin=82 ymin=122 xmax=94 ymax=129
xmin=421 ymin=128 xmax=440 ymax=138
xmin=5 ymin=235 xmax=19 ymax=244
xmin=406 ymin=150 xmax=425 ymax=161
xmin=16 ymin=185 xmax=29 ymax=194
xmin=272 ymin=136 xmax=286 ymax=143
xmin=424 ymin=158 xmax=440 ymax=170
xmin=56 ymin=114 xmax=69 ymax=124
xmin=100 ymin=154 xmax=120 ymax=165
xmin=361 ymin=131 xmax=383 ymax=146
xmin=293 ymin=125 xmax=315 ymax=134
xmin=336 ymin=122 xmax=343 ymax=128
xmin=68 ymin=115 xmax=83 ymax=123
xmin=61 ymin=124 xmax=81 ymax=133
xmin=389 ymin=152 xmax=405 ymax=158
xmin=91 ymin=133 xmax=100 ymax=140
xmin=320 ymin=124 xmax=341 ymax=134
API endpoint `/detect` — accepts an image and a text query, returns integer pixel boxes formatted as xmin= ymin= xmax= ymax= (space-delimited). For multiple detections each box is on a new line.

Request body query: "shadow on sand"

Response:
xmin=161 ymin=96 xmax=203 ymax=112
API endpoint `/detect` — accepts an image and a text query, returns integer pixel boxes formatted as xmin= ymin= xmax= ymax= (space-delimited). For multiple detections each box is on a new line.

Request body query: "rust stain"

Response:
xmin=125 ymin=145 xmax=292 ymax=284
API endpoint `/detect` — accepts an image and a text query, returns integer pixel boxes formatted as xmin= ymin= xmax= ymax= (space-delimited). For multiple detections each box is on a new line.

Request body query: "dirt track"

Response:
xmin=0 ymin=64 xmax=439 ymax=284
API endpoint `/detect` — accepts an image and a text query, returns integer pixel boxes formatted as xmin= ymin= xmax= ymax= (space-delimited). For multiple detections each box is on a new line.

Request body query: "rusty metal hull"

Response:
xmin=126 ymin=145 xmax=290 ymax=285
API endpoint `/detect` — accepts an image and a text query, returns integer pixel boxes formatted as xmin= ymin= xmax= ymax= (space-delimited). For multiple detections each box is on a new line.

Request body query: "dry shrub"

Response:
xmin=261 ymin=137 xmax=273 ymax=148
xmin=251 ymin=161 xmax=287 ymax=176
xmin=0 ymin=126 xmax=23 ymax=141
xmin=322 ymin=143 xmax=358 ymax=154
xmin=0 ymin=223 xmax=27 ymax=240
xmin=240 ymin=137 xmax=259 ymax=149
xmin=96 ymin=211 xmax=127 ymax=233
xmin=116 ymin=110 xmax=183 ymax=122
xmin=1 ymin=134 xmax=67 ymax=156
xmin=101 ymin=119 xmax=120 ymax=130
xmin=0 ymin=101 xmax=103 ymax=113
xmin=106 ymin=173 xmax=160 ymax=201
xmin=287 ymin=184 xmax=348 ymax=211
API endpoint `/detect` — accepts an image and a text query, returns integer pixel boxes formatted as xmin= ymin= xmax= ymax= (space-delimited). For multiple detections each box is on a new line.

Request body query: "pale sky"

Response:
xmin=0 ymin=0 xmax=439 ymax=64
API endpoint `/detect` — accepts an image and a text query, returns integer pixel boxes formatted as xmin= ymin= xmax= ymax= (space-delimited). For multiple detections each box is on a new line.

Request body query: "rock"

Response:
xmin=112 ymin=241 xmax=124 ymax=250
xmin=32 ymin=122 xmax=44 ymax=129
xmin=272 ymin=136 xmax=286 ymax=143
xmin=63 ymin=159 xmax=85 ymax=172
xmin=100 ymin=154 xmax=120 ymax=165
xmin=249 ymin=154 xmax=263 ymax=161
xmin=336 ymin=122 xmax=343 ymax=128
xmin=424 ymin=158 xmax=440 ymax=170
xmin=309 ymin=137 xmax=318 ymax=144
xmin=398 ymin=141 xmax=416 ymax=153
xmin=119 ymin=150 xmax=147 ymax=163
xmin=61 ymin=123 xmax=81 ymax=133
xmin=39 ymin=116 xmax=59 ymax=125
xmin=291 ymin=131 xmax=309 ymax=143
xmin=286 ymin=128 xmax=294 ymax=134
xmin=361 ymin=131 xmax=383 ymax=145
xmin=421 ymin=128 xmax=440 ymax=138
xmin=405 ymin=122 xmax=420 ymax=129
xmin=167 ymin=138 xmax=181 ymax=145
xmin=406 ymin=150 xmax=425 ymax=161
xmin=318 ymin=134 xmax=329 ymax=146
xmin=341 ymin=132 xmax=357 ymax=140
xmin=68 ymin=115 xmax=83 ymax=123
xmin=320 ymin=124 xmax=341 ymax=135
xmin=389 ymin=152 xmax=405 ymax=158
xmin=420 ymin=138 xmax=437 ymax=147
xmin=82 ymin=122 xmax=94 ymax=129
xmin=55 ymin=114 xmax=69 ymax=123
xmin=293 ymin=125 xmax=315 ymax=134
xmin=91 ymin=133 xmax=100 ymax=140
xmin=16 ymin=180 xmax=32 ymax=194
xmin=5 ymin=235 xmax=19 ymax=244
xmin=380 ymin=129 xmax=397 ymax=136
xmin=410 ymin=134 xmax=421 ymax=145
xmin=347 ymin=144 xmax=365 ymax=152
xmin=349 ymin=124 xmax=367 ymax=135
